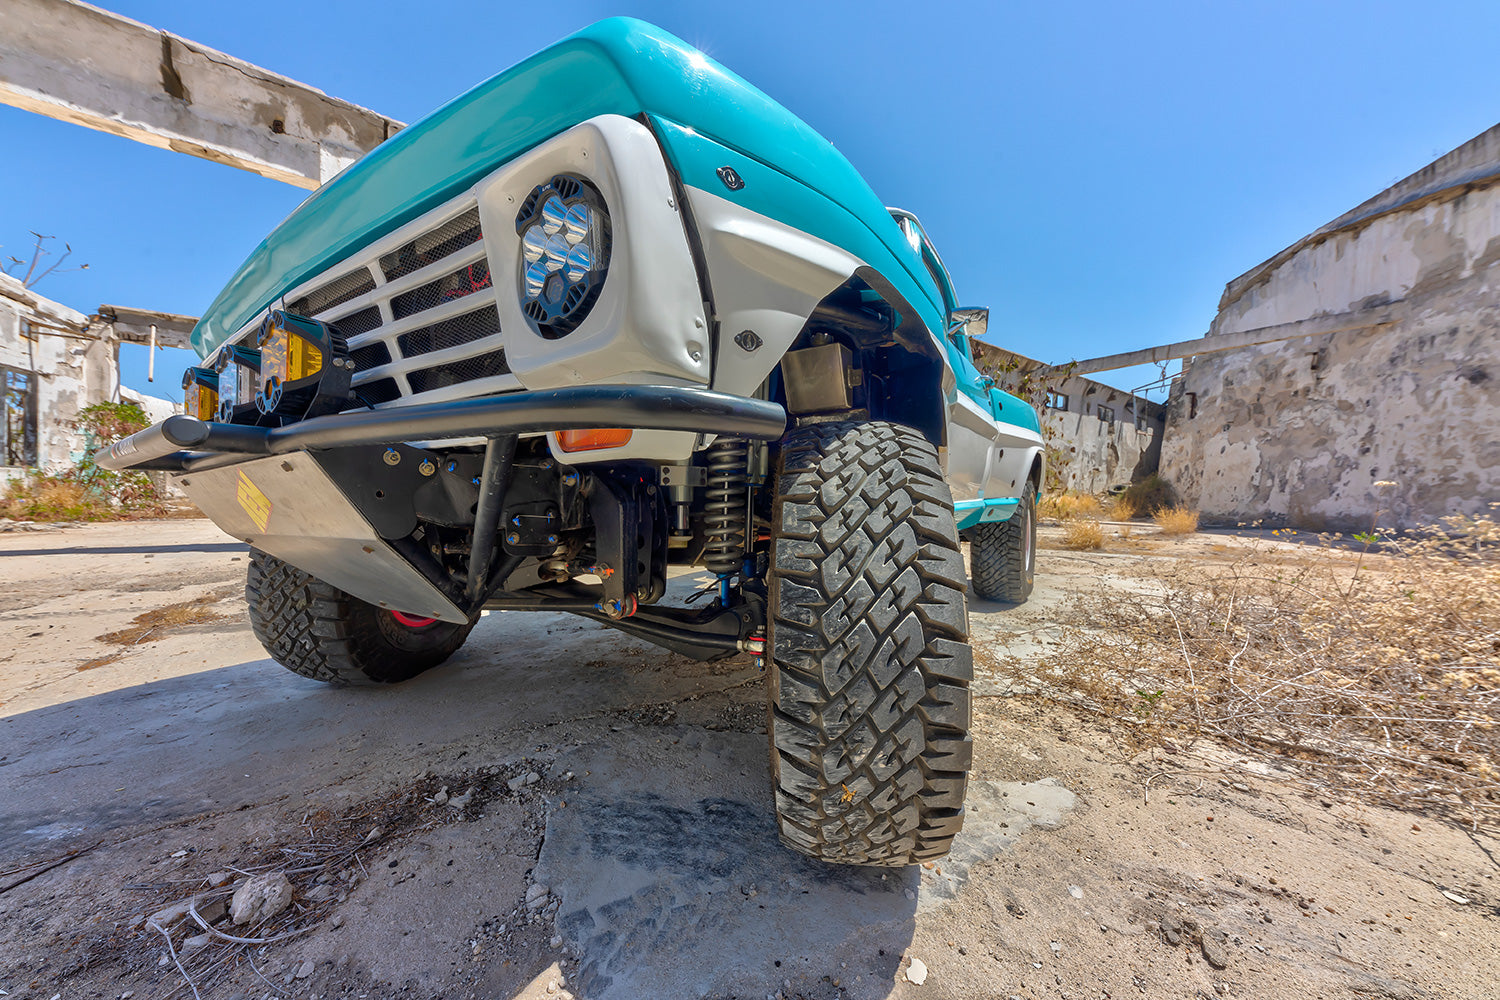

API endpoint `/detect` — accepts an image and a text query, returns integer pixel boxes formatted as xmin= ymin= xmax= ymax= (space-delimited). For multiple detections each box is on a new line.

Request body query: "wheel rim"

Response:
xmin=1023 ymin=502 xmax=1035 ymax=573
xmin=389 ymin=610 xmax=438 ymax=628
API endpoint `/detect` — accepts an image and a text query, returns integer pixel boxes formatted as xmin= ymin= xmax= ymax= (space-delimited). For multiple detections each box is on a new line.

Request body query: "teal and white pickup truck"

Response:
xmin=103 ymin=18 xmax=1044 ymax=866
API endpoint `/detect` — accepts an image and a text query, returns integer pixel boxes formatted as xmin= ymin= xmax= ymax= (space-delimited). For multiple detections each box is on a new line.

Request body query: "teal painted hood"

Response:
xmin=191 ymin=17 xmax=933 ymax=358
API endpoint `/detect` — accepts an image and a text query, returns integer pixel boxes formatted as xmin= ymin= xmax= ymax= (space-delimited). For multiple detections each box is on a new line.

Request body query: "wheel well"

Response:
xmin=771 ymin=272 xmax=947 ymax=447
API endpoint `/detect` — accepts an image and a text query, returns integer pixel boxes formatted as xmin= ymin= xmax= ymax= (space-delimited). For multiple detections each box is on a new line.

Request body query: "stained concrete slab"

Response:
xmin=534 ymin=729 xmax=1076 ymax=1000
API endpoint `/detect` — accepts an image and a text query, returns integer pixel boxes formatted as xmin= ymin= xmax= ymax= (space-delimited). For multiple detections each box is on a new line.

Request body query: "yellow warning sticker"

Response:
xmin=236 ymin=469 xmax=272 ymax=532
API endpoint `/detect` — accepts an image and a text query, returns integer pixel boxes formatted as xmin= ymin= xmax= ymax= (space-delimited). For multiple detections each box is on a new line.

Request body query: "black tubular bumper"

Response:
xmin=98 ymin=384 xmax=788 ymax=472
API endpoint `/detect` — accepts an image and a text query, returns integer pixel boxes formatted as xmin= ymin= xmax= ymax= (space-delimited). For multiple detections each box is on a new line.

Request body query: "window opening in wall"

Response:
xmin=2 ymin=365 xmax=39 ymax=467
xmin=1045 ymin=391 xmax=1069 ymax=411
xmin=1186 ymin=391 xmax=1198 ymax=419
xmin=1097 ymin=404 xmax=1116 ymax=423
xmin=1135 ymin=412 xmax=1151 ymax=432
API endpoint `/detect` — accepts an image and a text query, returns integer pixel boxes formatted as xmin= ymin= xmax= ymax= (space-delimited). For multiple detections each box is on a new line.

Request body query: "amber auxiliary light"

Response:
xmin=253 ymin=310 xmax=355 ymax=419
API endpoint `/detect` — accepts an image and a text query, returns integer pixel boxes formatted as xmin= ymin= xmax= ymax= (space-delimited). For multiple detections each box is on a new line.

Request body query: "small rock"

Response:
xmin=526 ymin=883 xmax=551 ymax=908
xmin=181 ymin=933 xmax=212 ymax=953
xmin=905 ymin=957 xmax=928 ymax=985
xmin=171 ymin=850 xmax=189 ymax=858
xmin=550 ymin=934 xmax=564 ymax=949
xmin=1231 ymin=782 xmax=1250 ymax=792
xmin=904 ymin=888 xmax=916 ymax=901
xmin=1441 ymin=890 xmax=1470 ymax=905
xmin=1049 ymin=941 xmax=1061 ymax=958
xmin=120 ymin=992 xmax=135 ymax=999
xmin=330 ymin=914 xmax=344 ymax=929
xmin=507 ymin=774 xmax=529 ymax=791
xmin=1201 ymin=930 xmax=1230 ymax=970
xmin=432 ymin=787 xmax=450 ymax=805
xmin=158 ymin=954 xmax=170 ymax=967
xmin=206 ymin=871 xmax=233 ymax=887
xmin=295 ymin=959 xmax=315 ymax=979
xmin=231 ymin=872 xmax=294 ymax=926
xmin=525 ymin=771 xmax=541 ymax=785
xmin=546 ymin=982 xmax=558 ymax=994
xmin=448 ymin=788 xmax=474 ymax=809
xmin=1161 ymin=913 xmax=1184 ymax=946
xmin=1068 ymin=885 xmax=1083 ymax=899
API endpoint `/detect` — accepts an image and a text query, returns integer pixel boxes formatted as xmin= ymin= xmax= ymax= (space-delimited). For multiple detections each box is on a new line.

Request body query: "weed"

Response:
xmin=1153 ymin=506 xmax=1200 ymax=535
xmin=1062 ymin=519 xmax=1104 ymax=550
xmin=1122 ymin=473 xmax=1177 ymax=515
xmin=994 ymin=514 xmax=1500 ymax=828
xmin=0 ymin=402 xmax=168 ymax=521
xmin=1040 ymin=492 xmax=1103 ymax=520
xmin=1107 ymin=494 xmax=1141 ymax=520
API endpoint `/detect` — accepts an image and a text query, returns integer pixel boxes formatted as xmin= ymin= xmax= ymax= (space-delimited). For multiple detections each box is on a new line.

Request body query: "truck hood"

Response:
xmin=192 ymin=17 xmax=926 ymax=358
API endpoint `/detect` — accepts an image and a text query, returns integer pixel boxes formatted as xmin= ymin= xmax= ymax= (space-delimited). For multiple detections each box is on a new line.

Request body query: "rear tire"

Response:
xmin=246 ymin=550 xmax=473 ymax=686
xmin=970 ymin=479 xmax=1036 ymax=603
xmin=766 ymin=420 xmax=973 ymax=866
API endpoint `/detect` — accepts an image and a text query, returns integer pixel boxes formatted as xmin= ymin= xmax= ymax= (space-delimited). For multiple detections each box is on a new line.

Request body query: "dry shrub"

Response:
xmin=1 ymin=472 xmax=94 ymax=520
xmin=1122 ymin=473 xmax=1177 ymax=514
xmin=1040 ymin=491 xmax=1103 ymax=520
xmin=0 ymin=402 xmax=168 ymax=521
xmin=1061 ymin=519 xmax=1104 ymax=550
xmin=1154 ymin=505 xmax=1199 ymax=535
xmin=1004 ymin=518 xmax=1500 ymax=828
xmin=1107 ymin=494 xmax=1141 ymax=520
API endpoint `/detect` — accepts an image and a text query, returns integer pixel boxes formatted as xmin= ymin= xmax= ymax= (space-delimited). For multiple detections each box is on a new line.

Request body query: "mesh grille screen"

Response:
xmin=290 ymin=269 xmax=376 ymax=316
xmin=391 ymin=261 xmax=493 ymax=319
xmin=380 ymin=209 xmax=483 ymax=282
xmin=353 ymin=378 xmax=401 ymax=406
xmin=333 ymin=306 xmax=382 ymax=338
xmin=396 ymin=305 xmax=500 ymax=358
xmin=350 ymin=342 xmax=391 ymax=371
xmin=406 ymin=350 xmax=510 ymax=394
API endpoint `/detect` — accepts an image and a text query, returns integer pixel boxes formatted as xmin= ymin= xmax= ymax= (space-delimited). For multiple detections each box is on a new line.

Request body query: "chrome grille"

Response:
xmin=237 ymin=199 xmax=515 ymax=408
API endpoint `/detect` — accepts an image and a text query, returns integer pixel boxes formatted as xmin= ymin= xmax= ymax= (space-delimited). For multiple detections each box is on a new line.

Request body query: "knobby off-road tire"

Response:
xmin=766 ymin=420 xmax=973 ymax=866
xmin=970 ymin=479 xmax=1037 ymax=603
xmin=246 ymin=550 xmax=473 ymax=686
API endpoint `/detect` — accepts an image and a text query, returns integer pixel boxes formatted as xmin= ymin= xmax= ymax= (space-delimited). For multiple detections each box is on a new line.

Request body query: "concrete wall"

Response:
xmin=0 ymin=273 xmax=114 ymax=476
xmin=976 ymin=343 xmax=1165 ymax=494
xmin=1159 ymin=126 xmax=1500 ymax=530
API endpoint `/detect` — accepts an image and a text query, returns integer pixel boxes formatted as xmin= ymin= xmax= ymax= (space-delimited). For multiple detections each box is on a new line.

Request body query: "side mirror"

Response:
xmin=948 ymin=306 xmax=989 ymax=341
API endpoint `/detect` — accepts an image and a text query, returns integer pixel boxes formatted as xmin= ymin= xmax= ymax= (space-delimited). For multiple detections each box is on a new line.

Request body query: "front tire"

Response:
xmin=766 ymin=420 xmax=973 ymax=866
xmin=970 ymin=479 xmax=1037 ymax=603
xmin=246 ymin=551 xmax=474 ymax=686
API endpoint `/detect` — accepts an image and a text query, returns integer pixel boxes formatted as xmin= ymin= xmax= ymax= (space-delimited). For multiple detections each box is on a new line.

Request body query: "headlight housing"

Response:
xmin=515 ymin=174 xmax=611 ymax=339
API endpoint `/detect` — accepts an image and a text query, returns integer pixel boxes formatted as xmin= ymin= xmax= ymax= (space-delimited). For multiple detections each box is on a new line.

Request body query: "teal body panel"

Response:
xmin=191 ymin=16 xmax=1038 ymax=434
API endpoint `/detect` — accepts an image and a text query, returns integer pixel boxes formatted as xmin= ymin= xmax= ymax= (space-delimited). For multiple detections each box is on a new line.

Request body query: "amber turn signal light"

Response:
xmin=555 ymin=428 xmax=633 ymax=453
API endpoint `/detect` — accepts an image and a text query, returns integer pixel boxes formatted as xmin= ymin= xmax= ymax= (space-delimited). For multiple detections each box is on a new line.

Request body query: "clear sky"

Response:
xmin=3 ymin=1 xmax=1498 ymax=402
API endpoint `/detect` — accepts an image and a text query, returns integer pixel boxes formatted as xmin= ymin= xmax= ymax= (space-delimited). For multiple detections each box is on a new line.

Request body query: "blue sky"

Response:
xmin=3 ymin=1 xmax=1498 ymax=401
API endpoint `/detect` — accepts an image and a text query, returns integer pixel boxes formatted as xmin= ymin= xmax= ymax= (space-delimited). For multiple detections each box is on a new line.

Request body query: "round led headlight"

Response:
xmin=514 ymin=175 xmax=611 ymax=339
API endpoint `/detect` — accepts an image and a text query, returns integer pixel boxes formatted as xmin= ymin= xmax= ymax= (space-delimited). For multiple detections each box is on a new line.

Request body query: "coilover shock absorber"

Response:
xmin=703 ymin=437 xmax=749 ymax=587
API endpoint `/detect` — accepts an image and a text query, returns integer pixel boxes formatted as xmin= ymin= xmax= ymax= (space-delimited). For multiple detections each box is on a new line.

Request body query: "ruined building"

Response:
xmin=1 ymin=272 xmax=179 ymax=476
xmin=1160 ymin=124 xmax=1500 ymax=531
xmin=975 ymin=343 xmax=1165 ymax=494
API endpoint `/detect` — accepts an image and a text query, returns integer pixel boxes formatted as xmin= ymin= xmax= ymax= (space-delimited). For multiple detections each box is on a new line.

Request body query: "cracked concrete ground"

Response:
xmin=0 ymin=519 xmax=1495 ymax=1000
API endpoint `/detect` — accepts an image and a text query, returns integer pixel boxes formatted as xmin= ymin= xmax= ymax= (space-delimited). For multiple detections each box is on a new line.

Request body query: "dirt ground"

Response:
xmin=0 ymin=518 xmax=1494 ymax=1000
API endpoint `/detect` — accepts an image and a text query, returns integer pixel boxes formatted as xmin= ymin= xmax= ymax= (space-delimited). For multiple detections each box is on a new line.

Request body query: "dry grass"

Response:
xmin=96 ymin=594 xmax=232 ymax=645
xmin=1040 ymin=491 xmax=1103 ymax=520
xmin=1000 ymin=517 xmax=1500 ymax=828
xmin=1061 ymin=519 xmax=1105 ymax=550
xmin=1107 ymin=494 xmax=1141 ymax=520
xmin=1122 ymin=473 xmax=1177 ymax=515
xmin=1153 ymin=505 xmax=1200 ymax=535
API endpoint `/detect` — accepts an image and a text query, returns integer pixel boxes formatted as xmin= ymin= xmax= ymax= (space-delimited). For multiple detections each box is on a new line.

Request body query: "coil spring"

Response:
xmin=703 ymin=437 xmax=749 ymax=576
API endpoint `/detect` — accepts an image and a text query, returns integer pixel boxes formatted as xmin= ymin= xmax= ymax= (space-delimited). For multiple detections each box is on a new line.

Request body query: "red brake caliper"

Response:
xmin=390 ymin=610 xmax=438 ymax=628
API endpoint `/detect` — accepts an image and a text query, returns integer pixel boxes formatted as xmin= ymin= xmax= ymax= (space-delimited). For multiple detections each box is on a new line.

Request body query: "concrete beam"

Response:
xmin=96 ymin=304 xmax=196 ymax=350
xmin=1037 ymin=306 xmax=1400 ymax=377
xmin=0 ymin=0 xmax=402 ymax=189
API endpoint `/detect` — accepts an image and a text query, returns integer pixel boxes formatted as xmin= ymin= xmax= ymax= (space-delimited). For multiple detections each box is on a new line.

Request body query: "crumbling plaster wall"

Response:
xmin=976 ymin=343 xmax=1165 ymax=494
xmin=1160 ymin=182 xmax=1500 ymax=531
xmin=0 ymin=273 xmax=117 ymax=475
